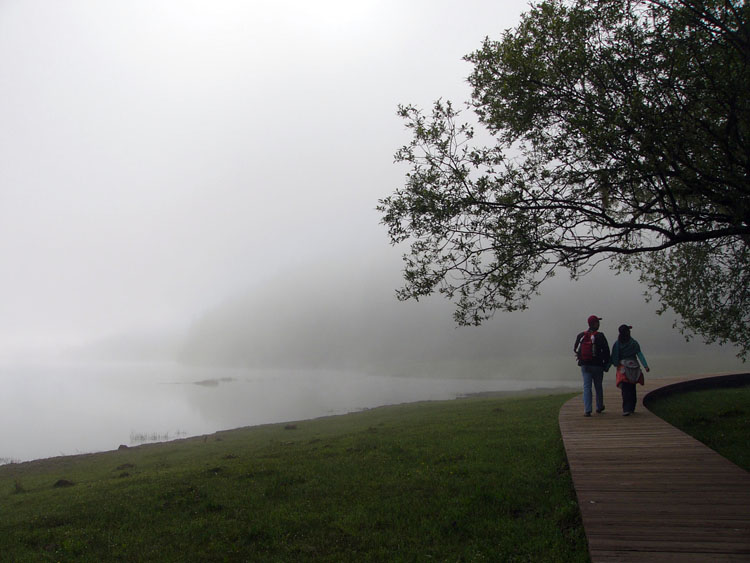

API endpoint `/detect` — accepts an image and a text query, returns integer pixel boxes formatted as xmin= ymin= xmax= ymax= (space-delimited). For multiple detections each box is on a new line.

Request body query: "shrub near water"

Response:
xmin=0 ymin=393 xmax=587 ymax=562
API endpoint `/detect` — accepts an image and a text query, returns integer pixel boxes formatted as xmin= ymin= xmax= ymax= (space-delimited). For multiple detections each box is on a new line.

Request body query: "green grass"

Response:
xmin=647 ymin=384 xmax=750 ymax=472
xmin=0 ymin=393 xmax=588 ymax=562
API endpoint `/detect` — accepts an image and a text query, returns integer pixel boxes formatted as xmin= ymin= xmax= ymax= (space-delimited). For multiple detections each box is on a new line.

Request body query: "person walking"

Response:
xmin=610 ymin=324 xmax=650 ymax=416
xmin=574 ymin=315 xmax=610 ymax=417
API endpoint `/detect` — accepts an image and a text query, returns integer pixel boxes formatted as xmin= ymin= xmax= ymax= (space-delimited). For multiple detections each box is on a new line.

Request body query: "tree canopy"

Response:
xmin=379 ymin=0 xmax=750 ymax=357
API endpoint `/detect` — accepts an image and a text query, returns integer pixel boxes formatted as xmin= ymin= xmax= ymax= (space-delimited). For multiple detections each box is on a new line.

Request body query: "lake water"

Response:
xmin=0 ymin=361 xmax=575 ymax=464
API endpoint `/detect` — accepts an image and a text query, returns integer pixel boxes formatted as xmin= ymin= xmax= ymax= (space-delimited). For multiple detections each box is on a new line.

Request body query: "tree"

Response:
xmin=379 ymin=0 xmax=750 ymax=357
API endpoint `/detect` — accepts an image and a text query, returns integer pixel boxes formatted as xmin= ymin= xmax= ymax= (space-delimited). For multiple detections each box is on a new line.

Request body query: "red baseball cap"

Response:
xmin=588 ymin=315 xmax=602 ymax=325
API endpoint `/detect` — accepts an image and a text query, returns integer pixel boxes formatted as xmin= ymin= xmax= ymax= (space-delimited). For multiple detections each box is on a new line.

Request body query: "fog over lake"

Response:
xmin=0 ymin=361 xmax=578 ymax=464
xmin=0 ymin=2 xmax=746 ymax=465
xmin=1 ymin=264 xmax=746 ymax=464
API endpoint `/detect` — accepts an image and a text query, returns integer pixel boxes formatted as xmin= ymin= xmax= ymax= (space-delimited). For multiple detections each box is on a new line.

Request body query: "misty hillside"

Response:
xmin=177 ymin=257 xmax=743 ymax=377
xmin=178 ymin=262 xmax=510 ymax=375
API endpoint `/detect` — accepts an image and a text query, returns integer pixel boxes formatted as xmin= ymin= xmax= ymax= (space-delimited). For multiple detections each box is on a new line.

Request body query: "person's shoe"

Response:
xmin=623 ymin=411 xmax=631 ymax=416
xmin=596 ymin=406 xmax=605 ymax=413
xmin=584 ymin=412 xmax=592 ymax=417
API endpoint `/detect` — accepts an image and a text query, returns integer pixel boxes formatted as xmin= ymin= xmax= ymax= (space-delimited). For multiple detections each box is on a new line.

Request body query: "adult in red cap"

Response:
xmin=574 ymin=315 xmax=611 ymax=416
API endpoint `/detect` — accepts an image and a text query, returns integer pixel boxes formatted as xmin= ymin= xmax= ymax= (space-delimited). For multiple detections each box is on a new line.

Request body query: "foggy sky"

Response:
xmin=0 ymin=1 xmax=533 ymax=356
xmin=0 ymin=1 xmax=744 ymax=371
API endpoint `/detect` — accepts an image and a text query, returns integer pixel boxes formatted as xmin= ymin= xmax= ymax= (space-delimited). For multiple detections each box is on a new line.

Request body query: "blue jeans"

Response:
xmin=581 ymin=365 xmax=604 ymax=413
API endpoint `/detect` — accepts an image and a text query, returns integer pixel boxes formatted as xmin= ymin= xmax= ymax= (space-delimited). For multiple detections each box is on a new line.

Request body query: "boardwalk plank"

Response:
xmin=559 ymin=373 xmax=750 ymax=563
xmin=593 ymin=554 xmax=745 ymax=563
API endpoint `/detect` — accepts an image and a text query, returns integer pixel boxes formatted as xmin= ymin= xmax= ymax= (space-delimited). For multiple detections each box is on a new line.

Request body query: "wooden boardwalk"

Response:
xmin=559 ymin=373 xmax=750 ymax=562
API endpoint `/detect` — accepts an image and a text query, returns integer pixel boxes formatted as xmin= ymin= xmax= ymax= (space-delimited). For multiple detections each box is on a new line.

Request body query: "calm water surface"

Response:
xmin=0 ymin=361 xmax=573 ymax=463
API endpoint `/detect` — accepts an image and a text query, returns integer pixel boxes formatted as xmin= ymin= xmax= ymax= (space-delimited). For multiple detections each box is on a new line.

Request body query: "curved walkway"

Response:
xmin=559 ymin=373 xmax=750 ymax=562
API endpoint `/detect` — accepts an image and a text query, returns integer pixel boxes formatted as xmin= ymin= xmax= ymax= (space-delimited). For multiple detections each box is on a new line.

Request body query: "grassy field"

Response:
xmin=0 ymin=392 xmax=588 ymax=562
xmin=647 ymin=383 xmax=750 ymax=472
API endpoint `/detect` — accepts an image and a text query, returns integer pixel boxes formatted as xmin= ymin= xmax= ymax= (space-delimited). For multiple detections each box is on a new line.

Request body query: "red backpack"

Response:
xmin=577 ymin=330 xmax=597 ymax=362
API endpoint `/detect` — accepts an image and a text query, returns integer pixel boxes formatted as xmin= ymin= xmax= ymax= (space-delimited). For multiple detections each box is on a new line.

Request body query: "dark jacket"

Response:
xmin=574 ymin=330 xmax=611 ymax=370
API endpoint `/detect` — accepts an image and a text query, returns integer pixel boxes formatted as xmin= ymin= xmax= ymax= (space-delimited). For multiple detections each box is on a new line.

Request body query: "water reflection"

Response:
xmin=0 ymin=361 xmax=573 ymax=464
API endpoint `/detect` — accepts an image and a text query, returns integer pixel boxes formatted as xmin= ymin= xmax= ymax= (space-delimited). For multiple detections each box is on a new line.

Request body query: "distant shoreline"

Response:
xmin=459 ymin=385 xmax=578 ymax=399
